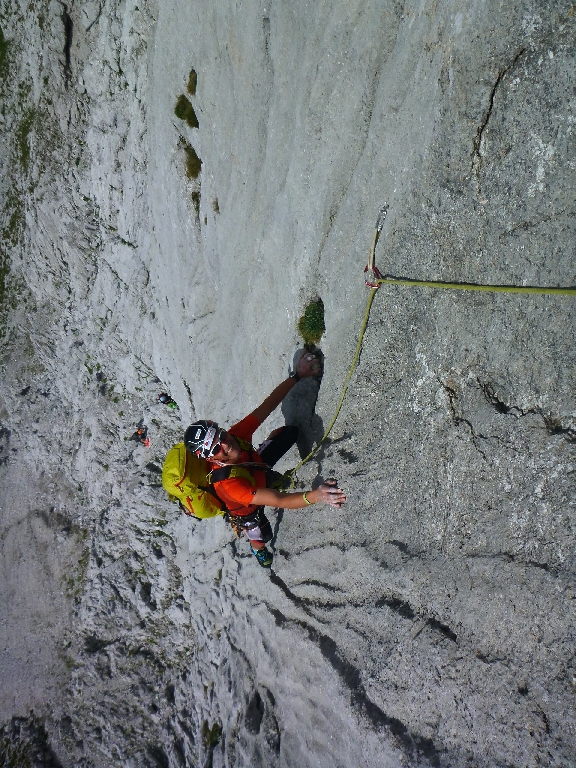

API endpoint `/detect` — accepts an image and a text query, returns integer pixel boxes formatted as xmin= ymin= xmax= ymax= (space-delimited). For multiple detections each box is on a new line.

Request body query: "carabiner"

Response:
xmin=364 ymin=264 xmax=383 ymax=289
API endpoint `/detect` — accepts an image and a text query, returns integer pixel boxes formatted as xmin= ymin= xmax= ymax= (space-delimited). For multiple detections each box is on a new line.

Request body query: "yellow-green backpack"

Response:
xmin=162 ymin=442 xmax=225 ymax=519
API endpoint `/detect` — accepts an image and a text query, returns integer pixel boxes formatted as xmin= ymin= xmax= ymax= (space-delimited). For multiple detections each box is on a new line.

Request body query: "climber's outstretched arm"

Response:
xmin=252 ymin=479 xmax=346 ymax=509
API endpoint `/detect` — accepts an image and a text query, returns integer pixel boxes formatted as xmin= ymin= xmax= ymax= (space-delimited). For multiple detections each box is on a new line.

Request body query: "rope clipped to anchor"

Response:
xmin=285 ymin=204 xmax=576 ymax=486
xmin=365 ymin=203 xmax=576 ymax=295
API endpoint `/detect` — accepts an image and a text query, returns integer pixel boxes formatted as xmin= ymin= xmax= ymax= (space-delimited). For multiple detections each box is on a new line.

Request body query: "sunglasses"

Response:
xmin=205 ymin=429 xmax=228 ymax=458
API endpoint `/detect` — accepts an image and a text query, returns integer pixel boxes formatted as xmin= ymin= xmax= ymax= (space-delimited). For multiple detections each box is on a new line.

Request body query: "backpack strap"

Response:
xmin=197 ymin=483 xmax=225 ymax=502
xmin=235 ymin=436 xmax=255 ymax=453
xmin=210 ymin=465 xmax=258 ymax=484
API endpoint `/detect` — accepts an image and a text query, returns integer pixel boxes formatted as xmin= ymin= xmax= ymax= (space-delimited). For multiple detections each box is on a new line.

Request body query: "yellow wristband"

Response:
xmin=302 ymin=492 xmax=312 ymax=505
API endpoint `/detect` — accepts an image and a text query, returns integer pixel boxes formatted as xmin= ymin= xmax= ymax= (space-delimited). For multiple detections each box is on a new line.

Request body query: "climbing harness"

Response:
xmin=284 ymin=203 xmax=576 ymax=487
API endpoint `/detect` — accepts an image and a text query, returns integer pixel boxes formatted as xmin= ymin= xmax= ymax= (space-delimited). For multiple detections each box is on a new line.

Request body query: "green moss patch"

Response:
xmin=183 ymin=141 xmax=202 ymax=179
xmin=0 ymin=193 xmax=25 ymax=340
xmin=191 ymin=190 xmax=200 ymax=217
xmin=16 ymin=108 xmax=35 ymax=172
xmin=202 ymin=720 xmax=222 ymax=748
xmin=0 ymin=714 xmax=60 ymax=768
xmin=187 ymin=68 xmax=197 ymax=95
xmin=298 ymin=297 xmax=325 ymax=346
xmin=174 ymin=94 xmax=198 ymax=128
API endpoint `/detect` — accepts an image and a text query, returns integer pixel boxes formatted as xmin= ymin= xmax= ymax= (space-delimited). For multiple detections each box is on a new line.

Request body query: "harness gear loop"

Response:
xmin=224 ymin=512 xmax=245 ymax=538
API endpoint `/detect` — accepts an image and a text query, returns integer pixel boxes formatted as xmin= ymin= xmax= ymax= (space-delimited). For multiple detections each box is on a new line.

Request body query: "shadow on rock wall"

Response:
xmin=281 ymin=348 xmax=325 ymax=460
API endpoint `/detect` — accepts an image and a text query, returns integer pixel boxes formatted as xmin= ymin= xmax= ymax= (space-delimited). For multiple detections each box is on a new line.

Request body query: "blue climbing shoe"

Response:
xmin=250 ymin=545 xmax=273 ymax=568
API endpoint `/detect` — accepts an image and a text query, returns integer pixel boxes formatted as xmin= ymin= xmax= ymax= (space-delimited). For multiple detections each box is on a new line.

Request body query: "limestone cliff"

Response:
xmin=1 ymin=1 xmax=575 ymax=766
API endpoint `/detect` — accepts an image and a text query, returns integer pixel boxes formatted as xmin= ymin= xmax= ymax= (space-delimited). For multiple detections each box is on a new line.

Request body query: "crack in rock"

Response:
xmin=439 ymin=378 xmax=491 ymax=461
xmin=86 ymin=2 xmax=103 ymax=32
xmin=268 ymin=570 xmax=361 ymax=615
xmin=543 ymin=415 xmax=576 ymax=442
xmin=471 ymin=48 xmax=526 ymax=180
xmin=498 ymin=204 xmax=573 ymax=242
xmin=375 ymin=595 xmax=458 ymax=642
xmin=59 ymin=2 xmax=73 ymax=85
xmin=267 ymin=571 xmax=456 ymax=758
xmin=482 ymin=382 xmax=524 ymax=417
xmin=476 ymin=651 xmax=508 ymax=665
xmin=375 ymin=595 xmax=415 ymax=620
xmin=294 ymin=579 xmax=345 ymax=593
xmin=483 ymin=381 xmax=576 ymax=440
xmin=266 ymin=605 xmax=442 ymax=767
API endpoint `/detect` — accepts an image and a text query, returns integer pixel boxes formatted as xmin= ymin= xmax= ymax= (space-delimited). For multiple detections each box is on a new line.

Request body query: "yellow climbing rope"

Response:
xmin=285 ymin=204 xmax=576 ymax=484
xmin=372 ymin=277 xmax=576 ymax=296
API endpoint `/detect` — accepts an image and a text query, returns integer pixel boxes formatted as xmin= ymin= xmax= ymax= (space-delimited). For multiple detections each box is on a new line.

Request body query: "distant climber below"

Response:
xmin=184 ymin=351 xmax=347 ymax=568
xmin=131 ymin=423 xmax=150 ymax=447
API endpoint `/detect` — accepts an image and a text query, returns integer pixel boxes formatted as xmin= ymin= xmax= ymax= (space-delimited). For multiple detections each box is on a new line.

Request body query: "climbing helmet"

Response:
xmin=184 ymin=420 xmax=222 ymax=458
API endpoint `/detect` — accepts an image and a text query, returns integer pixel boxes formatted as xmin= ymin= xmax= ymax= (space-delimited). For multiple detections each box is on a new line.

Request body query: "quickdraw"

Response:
xmin=365 ymin=202 xmax=576 ymax=296
xmin=364 ymin=264 xmax=383 ymax=289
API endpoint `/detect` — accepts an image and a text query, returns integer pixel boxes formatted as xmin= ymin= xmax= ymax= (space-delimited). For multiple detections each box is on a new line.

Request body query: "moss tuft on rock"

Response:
xmin=183 ymin=142 xmax=202 ymax=179
xmin=191 ymin=190 xmax=200 ymax=217
xmin=0 ymin=26 xmax=9 ymax=76
xmin=174 ymin=94 xmax=198 ymax=128
xmin=187 ymin=69 xmax=197 ymax=95
xmin=202 ymin=720 xmax=222 ymax=748
xmin=297 ymin=297 xmax=325 ymax=346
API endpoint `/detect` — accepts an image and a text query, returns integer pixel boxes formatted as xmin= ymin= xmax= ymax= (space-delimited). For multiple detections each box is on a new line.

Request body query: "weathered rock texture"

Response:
xmin=1 ymin=1 xmax=575 ymax=766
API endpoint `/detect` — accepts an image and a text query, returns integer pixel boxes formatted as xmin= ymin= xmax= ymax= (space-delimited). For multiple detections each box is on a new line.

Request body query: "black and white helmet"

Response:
xmin=184 ymin=420 xmax=219 ymax=458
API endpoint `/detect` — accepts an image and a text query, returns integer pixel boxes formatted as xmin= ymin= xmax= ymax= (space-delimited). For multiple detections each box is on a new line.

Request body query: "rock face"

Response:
xmin=1 ymin=1 xmax=575 ymax=766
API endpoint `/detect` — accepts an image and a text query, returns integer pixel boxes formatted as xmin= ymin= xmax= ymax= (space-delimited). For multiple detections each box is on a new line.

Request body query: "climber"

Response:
xmin=131 ymin=423 xmax=150 ymax=447
xmin=183 ymin=351 xmax=346 ymax=568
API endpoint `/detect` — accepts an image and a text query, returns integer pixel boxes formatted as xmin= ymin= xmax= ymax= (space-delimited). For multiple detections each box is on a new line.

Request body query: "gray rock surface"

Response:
xmin=0 ymin=1 xmax=575 ymax=766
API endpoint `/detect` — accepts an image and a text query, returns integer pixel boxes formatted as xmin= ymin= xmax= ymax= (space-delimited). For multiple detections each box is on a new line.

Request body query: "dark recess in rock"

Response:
xmin=0 ymin=714 xmax=64 ymax=768
xmin=427 ymin=618 xmax=457 ymax=643
xmin=375 ymin=595 xmax=416 ymax=620
xmin=245 ymin=690 xmax=265 ymax=734
xmin=147 ymin=743 xmax=170 ymax=768
xmin=140 ymin=581 xmax=157 ymax=609
xmin=60 ymin=2 xmax=73 ymax=84
xmin=389 ymin=539 xmax=410 ymax=554
xmin=84 ymin=634 xmax=113 ymax=654
xmin=338 ymin=447 xmax=358 ymax=463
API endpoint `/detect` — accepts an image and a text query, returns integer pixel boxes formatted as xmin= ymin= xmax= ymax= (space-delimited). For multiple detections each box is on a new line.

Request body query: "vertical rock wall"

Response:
xmin=0 ymin=1 xmax=574 ymax=766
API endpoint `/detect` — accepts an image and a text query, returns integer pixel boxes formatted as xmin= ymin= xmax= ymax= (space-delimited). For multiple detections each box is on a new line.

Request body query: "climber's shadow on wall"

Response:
xmin=281 ymin=348 xmax=325 ymax=460
xmin=268 ymin=348 xmax=325 ymax=548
